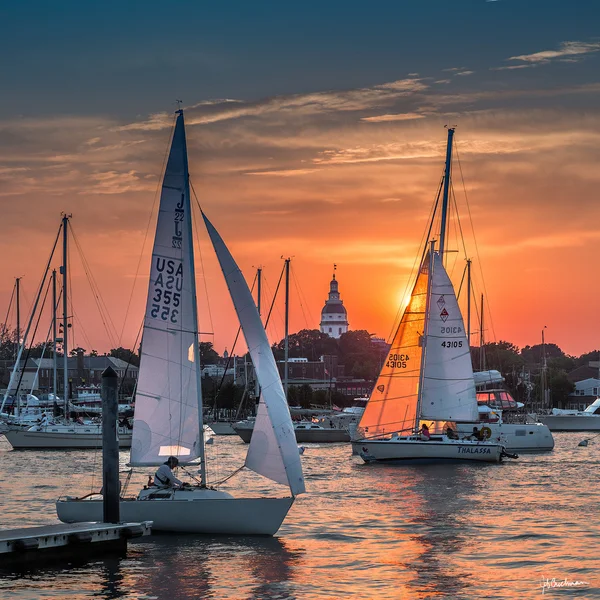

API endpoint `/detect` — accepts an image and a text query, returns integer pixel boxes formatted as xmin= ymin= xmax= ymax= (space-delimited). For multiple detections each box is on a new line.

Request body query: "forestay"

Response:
xmin=131 ymin=112 xmax=201 ymax=466
xmin=203 ymin=214 xmax=305 ymax=496
xmin=358 ymin=254 xmax=430 ymax=437
xmin=419 ymin=252 xmax=478 ymax=422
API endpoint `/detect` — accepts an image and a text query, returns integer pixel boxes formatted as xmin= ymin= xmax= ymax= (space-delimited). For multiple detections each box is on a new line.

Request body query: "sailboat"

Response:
xmin=57 ymin=109 xmax=305 ymax=534
xmin=351 ymin=129 xmax=514 ymax=464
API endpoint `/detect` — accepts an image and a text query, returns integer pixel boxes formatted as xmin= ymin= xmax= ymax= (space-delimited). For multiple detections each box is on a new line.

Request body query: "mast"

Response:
xmin=479 ymin=293 xmax=485 ymax=371
xmin=180 ymin=110 xmax=206 ymax=484
xmin=15 ymin=277 xmax=21 ymax=359
xmin=62 ymin=214 xmax=70 ymax=420
xmin=466 ymin=259 xmax=471 ymax=349
xmin=439 ymin=127 xmax=455 ymax=260
xmin=255 ymin=267 xmax=262 ymax=401
xmin=415 ymin=241 xmax=436 ymax=432
xmin=541 ymin=326 xmax=548 ymax=411
xmin=52 ymin=269 xmax=58 ymax=402
xmin=283 ymin=258 xmax=290 ymax=400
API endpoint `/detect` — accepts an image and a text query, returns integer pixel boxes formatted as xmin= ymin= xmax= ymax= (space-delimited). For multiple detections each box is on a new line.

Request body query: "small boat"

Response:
xmin=535 ymin=398 xmax=600 ymax=432
xmin=351 ymin=129 xmax=513 ymax=465
xmin=57 ymin=109 xmax=304 ymax=535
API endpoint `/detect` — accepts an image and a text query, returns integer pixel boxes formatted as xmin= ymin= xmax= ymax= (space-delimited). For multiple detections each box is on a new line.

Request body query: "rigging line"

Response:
xmin=69 ymin=226 xmax=119 ymax=348
xmin=212 ymin=274 xmax=258 ymax=406
xmin=456 ymin=261 xmax=468 ymax=302
xmin=454 ymin=141 xmax=497 ymax=343
xmin=2 ymin=283 xmax=15 ymax=333
xmin=118 ymin=115 xmax=177 ymax=347
xmin=118 ymin=320 xmax=143 ymax=396
xmin=290 ymin=264 xmax=311 ymax=329
xmin=13 ymin=277 xmax=52 ymax=396
xmin=189 ymin=179 xmax=215 ymax=341
xmin=70 ymin=227 xmax=119 ymax=345
xmin=264 ymin=262 xmax=285 ymax=330
xmin=387 ymin=173 xmax=444 ymax=344
xmin=261 ymin=273 xmax=284 ymax=342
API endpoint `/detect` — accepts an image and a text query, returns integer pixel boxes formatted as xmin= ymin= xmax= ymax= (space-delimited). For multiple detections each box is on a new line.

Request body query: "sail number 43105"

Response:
xmin=386 ymin=353 xmax=409 ymax=369
xmin=441 ymin=341 xmax=463 ymax=348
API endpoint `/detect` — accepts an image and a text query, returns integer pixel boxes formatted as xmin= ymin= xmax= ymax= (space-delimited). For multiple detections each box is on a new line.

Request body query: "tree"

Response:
xmin=69 ymin=346 xmax=86 ymax=357
xmin=272 ymin=329 xmax=338 ymax=361
xmin=338 ymin=330 xmax=381 ymax=381
xmin=109 ymin=347 xmax=140 ymax=367
xmin=548 ymin=370 xmax=575 ymax=408
xmin=297 ymin=383 xmax=313 ymax=409
xmin=199 ymin=342 xmax=219 ymax=365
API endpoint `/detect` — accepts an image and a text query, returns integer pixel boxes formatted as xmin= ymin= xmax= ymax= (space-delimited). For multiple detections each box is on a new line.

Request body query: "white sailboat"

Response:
xmin=352 ymin=129 xmax=513 ymax=464
xmin=57 ymin=109 xmax=305 ymax=535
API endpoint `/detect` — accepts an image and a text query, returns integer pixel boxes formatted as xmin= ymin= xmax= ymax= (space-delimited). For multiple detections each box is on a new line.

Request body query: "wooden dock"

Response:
xmin=0 ymin=521 xmax=152 ymax=564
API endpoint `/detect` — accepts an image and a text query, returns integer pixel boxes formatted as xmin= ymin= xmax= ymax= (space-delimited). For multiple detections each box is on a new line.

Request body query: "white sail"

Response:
xmin=131 ymin=112 xmax=201 ymax=466
xmin=419 ymin=252 xmax=478 ymax=422
xmin=202 ymin=213 xmax=305 ymax=496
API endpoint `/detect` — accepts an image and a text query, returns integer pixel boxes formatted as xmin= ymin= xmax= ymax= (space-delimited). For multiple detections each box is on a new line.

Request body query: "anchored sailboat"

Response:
xmin=57 ymin=109 xmax=304 ymax=534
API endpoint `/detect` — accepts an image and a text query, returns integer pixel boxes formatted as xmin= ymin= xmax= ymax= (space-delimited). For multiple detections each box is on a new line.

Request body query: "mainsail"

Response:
xmin=358 ymin=255 xmax=430 ymax=437
xmin=131 ymin=112 xmax=201 ymax=466
xmin=419 ymin=252 xmax=478 ymax=422
xmin=203 ymin=214 xmax=305 ymax=496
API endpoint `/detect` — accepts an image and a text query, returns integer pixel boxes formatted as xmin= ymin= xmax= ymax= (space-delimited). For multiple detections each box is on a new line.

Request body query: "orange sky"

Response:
xmin=1 ymin=69 xmax=600 ymax=357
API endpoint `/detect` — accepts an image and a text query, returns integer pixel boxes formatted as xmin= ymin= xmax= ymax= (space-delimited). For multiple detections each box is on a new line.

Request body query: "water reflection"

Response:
xmin=131 ymin=534 xmax=302 ymax=600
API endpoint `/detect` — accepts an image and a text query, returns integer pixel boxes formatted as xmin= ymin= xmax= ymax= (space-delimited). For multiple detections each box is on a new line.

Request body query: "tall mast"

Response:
xmin=52 ymin=269 xmax=58 ymax=401
xmin=415 ymin=242 xmax=435 ymax=432
xmin=479 ymin=293 xmax=485 ymax=371
xmin=439 ymin=127 xmax=455 ymax=261
xmin=15 ymin=277 xmax=21 ymax=359
xmin=284 ymin=258 xmax=290 ymax=400
xmin=62 ymin=214 xmax=70 ymax=420
xmin=466 ymin=259 xmax=471 ymax=349
xmin=255 ymin=267 xmax=262 ymax=401
xmin=180 ymin=110 xmax=206 ymax=484
xmin=541 ymin=326 xmax=548 ymax=410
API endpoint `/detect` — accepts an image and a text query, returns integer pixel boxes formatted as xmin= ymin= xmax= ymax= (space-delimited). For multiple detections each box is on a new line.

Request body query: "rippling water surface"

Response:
xmin=0 ymin=433 xmax=599 ymax=599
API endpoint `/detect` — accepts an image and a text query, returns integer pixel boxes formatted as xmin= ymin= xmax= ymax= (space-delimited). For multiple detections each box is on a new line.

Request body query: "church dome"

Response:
xmin=322 ymin=302 xmax=347 ymax=315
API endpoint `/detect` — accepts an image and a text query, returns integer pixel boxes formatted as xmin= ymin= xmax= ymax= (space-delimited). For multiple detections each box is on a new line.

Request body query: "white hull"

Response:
xmin=352 ymin=436 xmax=506 ymax=463
xmin=234 ymin=422 xmax=350 ymax=444
xmin=207 ymin=421 xmax=237 ymax=435
xmin=57 ymin=488 xmax=294 ymax=535
xmin=454 ymin=421 xmax=554 ymax=451
xmin=536 ymin=415 xmax=600 ymax=432
xmin=4 ymin=428 xmax=132 ymax=449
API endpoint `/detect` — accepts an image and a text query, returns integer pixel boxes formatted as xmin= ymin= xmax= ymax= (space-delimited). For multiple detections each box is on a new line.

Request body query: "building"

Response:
xmin=319 ymin=267 xmax=349 ymax=339
xmin=565 ymin=361 xmax=599 ymax=410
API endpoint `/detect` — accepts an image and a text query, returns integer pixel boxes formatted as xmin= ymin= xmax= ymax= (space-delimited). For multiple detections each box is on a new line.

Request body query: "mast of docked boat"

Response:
xmin=541 ymin=326 xmax=548 ymax=412
xmin=439 ymin=127 xmax=455 ymax=261
xmin=61 ymin=214 xmax=70 ymax=421
xmin=52 ymin=269 xmax=58 ymax=402
xmin=283 ymin=257 xmax=290 ymax=400
xmin=414 ymin=241 xmax=436 ymax=433
xmin=466 ymin=259 xmax=472 ymax=347
xmin=181 ymin=109 xmax=207 ymax=484
xmin=15 ymin=277 xmax=20 ymax=361
xmin=255 ymin=266 xmax=262 ymax=402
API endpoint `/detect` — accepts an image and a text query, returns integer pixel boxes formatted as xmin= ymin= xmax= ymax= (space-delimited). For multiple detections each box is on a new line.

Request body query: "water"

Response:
xmin=0 ymin=433 xmax=599 ymax=599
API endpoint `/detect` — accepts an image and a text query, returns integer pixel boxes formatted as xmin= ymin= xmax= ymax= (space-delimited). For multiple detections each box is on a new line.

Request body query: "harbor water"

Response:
xmin=0 ymin=433 xmax=598 ymax=599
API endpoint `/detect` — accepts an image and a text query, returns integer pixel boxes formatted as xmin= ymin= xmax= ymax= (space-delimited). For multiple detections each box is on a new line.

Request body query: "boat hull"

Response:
xmin=454 ymin=421 xmax=554 ymax=451
xmin=4 ymin=428 xmax=132 ymax=449
xmin=352 ymin=437 xmax=505 ymax=463
xmin=207 ymin=421 xmax=237 ymax=435
xmin=536 ymin=415 xmax=600 ymax=432
xmin=57 ymin=490 xmax=294 ymax=535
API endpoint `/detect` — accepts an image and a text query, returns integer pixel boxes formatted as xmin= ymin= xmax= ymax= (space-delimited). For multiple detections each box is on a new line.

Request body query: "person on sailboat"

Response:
xmin=154 ymin=456 xmax=185 ymax=488
xmin=419 ymin=423 xmax=430 ymax=440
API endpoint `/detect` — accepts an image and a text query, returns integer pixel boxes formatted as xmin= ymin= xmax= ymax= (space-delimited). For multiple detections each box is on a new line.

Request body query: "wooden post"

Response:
xmin=101 ymin=366 xmax=120 ymax=524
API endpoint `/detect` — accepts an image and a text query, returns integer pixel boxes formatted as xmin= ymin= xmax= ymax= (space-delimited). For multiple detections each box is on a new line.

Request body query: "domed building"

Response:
xmin=320 ymin=267 xmax=349 ymax=339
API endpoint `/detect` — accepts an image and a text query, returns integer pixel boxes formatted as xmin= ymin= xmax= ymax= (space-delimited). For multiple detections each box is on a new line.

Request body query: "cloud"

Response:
xmin=507 ymin=40 xmax=600 ymax=66
xmin=361 ymin=112 xmax=426 ymax=123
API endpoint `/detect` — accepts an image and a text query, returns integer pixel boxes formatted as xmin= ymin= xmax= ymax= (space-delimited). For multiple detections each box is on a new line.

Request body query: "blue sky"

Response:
xmin=2 ymin=1 xmax=598 ymax=118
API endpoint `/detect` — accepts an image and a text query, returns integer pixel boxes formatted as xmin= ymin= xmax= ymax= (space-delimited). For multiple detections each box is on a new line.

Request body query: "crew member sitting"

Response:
xmin=153 ymin=456 xmax=185 ymax=488
xmin=419 ymin=423 xmax=431 ymax=440
xmin=446 ymin=426 xmax=458 ymax=439
xmin=470 ymin=426 xmax=485 ymax=441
